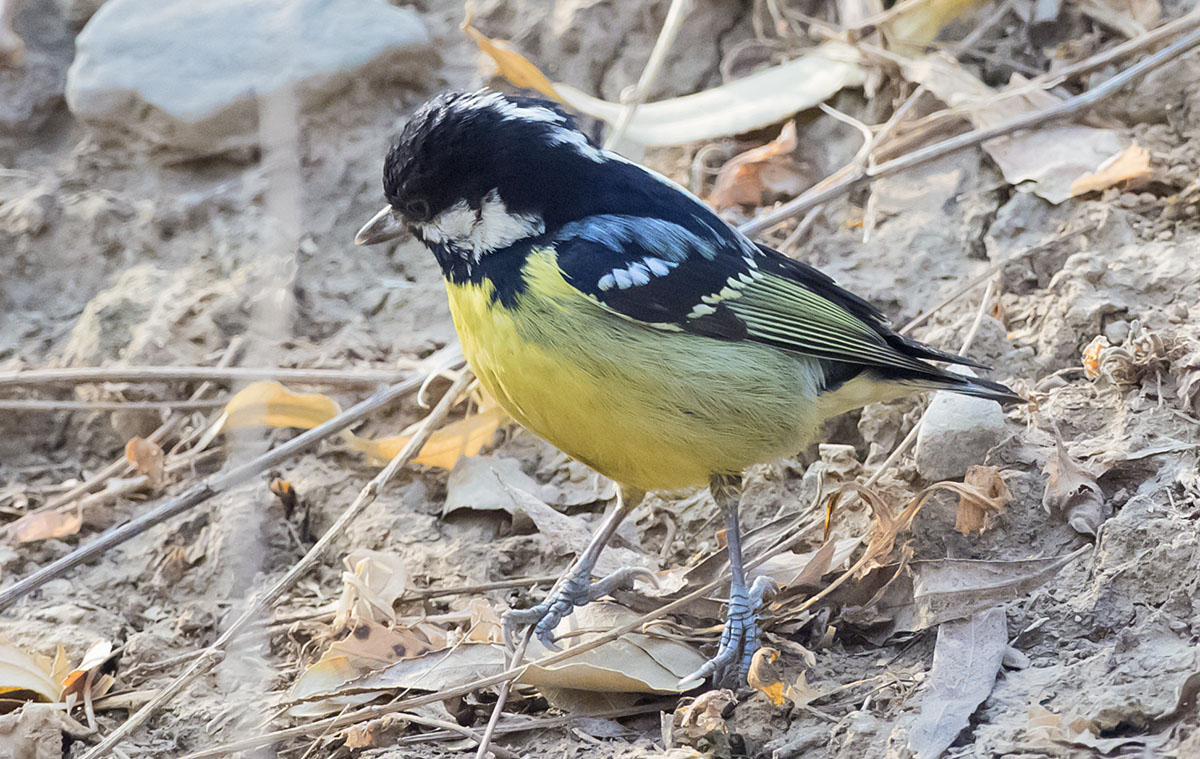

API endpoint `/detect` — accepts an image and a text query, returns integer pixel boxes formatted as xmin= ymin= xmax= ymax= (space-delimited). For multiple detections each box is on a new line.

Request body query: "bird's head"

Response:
xmin=355 ymin=89 xmax=615 ymax=263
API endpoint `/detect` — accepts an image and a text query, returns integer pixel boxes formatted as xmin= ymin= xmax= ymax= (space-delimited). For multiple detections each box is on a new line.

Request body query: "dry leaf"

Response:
xmin=1043 ymin=430 xmax=1108 ymax=536
xmin=0 ymin=639 xmax=61 ymax=707
xmin=9 ymin=510 xmax=83 ymax=543
xmin=1069 ymin=143 xmax=1153 ymax=197
xmin=288 ymin=619 xmax=446 ymax=718
xmin=955 ymin=466 xmax=1011 ymax=535
xmin=334 ymin=549 xmax=410 ymax=627
xmin=61 ymin=640 xmax=113 ymax=706
xmin=708 ymin=122 xmax=809 ymax=210
xmin=899 ymin=55 xmax=1130 ymax=203
xmin=462 ymin=21 xmax=558 ymax=98
xmin=673 ymin=688 xmax=736 ymax=742
xmin=463 ymin=598 xmax=504 ymax=644
xmin=349 ymin=644 xmax=506 ymax=696
xmin=756 ymin=538 xmax=859 ymax=588
xmin=206 ymin=381 xmax=505 ymax=470
xmin=468 ymin=22 xmax=865 ymax=146
xmin=124 ymin=436 xmax=165 ymax=488
xmin=747 ymin=648 xmax=787 ymax=706
xmin=880 ymin=0 xmax=989 ymax=49
xmin=747 ymin=648 xmax=821 ymax=709
xmin=853 ymin=550 xmax=1086 ymax=635
xmin=523 ymin=603 xmax=706 ymax=694
xmin=343 ymin=723 xmax=380 ymax=749
xmin=906 ymin=607 xmax=1007 ymax=759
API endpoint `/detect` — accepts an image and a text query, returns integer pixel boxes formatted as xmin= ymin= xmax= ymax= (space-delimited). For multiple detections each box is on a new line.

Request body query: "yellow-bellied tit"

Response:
xmin=356 ymin=90 xmax=1022 ymax=687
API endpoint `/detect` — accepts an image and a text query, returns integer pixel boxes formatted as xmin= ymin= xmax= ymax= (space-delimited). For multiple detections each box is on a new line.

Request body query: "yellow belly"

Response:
xmin=444 ymin=250 xmax=825 ymax=491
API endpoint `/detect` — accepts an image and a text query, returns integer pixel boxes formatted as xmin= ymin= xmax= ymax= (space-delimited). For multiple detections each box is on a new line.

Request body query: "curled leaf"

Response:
xmin=955 ymin=466 xmax=1011 ymax=536
xmin=708 ymin=122 xmax=810 ymax=211
xmin=1043 ymin=430 xmax=1109 ymax=536
xmin=0 ymin=639 xmax=61 ymax=706
xmin=124 ymin=436 xmax=165 ymax=488
xmin=334 ymin=549 xmax=409 ymax=627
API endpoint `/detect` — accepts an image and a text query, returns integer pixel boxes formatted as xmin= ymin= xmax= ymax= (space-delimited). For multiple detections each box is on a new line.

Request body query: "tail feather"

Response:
xmin=900 ymin=368 xmax=1024 ymax=405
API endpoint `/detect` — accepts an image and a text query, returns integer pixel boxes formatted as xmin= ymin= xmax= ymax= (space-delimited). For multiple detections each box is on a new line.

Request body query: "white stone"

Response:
xmin=914 ymin=390 xmax=1007 ymax=481
xmin=65 ymin=0 xmax=433 ymax=156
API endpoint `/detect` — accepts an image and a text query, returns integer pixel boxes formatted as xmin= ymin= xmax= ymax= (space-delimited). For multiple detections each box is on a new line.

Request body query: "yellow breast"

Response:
xmin=443 ymin=249 xmax=823 ymax=492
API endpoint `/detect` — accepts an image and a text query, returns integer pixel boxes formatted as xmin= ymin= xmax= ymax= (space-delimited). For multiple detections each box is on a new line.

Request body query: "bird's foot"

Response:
xmin=678 ymin=575 xmax=777 ymax=689
xmin=504 ymin=565 xmax=657 ymax=650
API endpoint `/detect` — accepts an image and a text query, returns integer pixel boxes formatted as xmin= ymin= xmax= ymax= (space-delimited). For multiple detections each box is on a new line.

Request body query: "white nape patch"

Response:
xmin=596 ymin=255 xmax=679 ymax=292
xmin=545 ymin=126 xmax=607 ymax=163
xmin=461 ymin=90 xmax=565 ymax=125
xmin=418 ymin=188 xmax=544 ymax=257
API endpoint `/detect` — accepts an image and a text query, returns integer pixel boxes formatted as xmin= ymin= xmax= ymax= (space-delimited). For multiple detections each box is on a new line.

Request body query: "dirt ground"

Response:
xmin=2 ymin=1 xmax=1200 ymax=758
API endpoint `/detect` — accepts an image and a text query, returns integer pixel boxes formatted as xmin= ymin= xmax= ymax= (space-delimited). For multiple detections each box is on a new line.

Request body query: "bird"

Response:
xmin=355 ymin=89 xmax=1021 ymax=687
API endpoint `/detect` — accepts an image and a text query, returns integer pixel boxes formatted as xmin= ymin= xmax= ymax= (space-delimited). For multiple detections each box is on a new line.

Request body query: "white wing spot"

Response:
xmin=644 ymin=257 xmax=675 ymax=276
xmin=598 ymin=273 xmax=616 ymax=291
xmin=688 ymin=303 xmax=717 ymax=318
xmin=612 ymin=269 xmax=634 ymax=289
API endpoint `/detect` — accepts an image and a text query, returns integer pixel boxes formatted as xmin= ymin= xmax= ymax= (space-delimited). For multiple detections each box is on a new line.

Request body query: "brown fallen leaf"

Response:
xmin=9 ymin=510 xmax=83 ymax=544
xmin=955 ymin=466 xmax=1011 ymax=536
xmin=124 ymin=436 xmax=165 ymax=488
xmin=1043 ymin=430 xmax=1109 ymax=536
xmin=288 ymin=619 xmax=447 ymax=718
xmin=1069 ymin=143 xmax=1153 ymax=197
xmin=707 ymin=122 xmax=810 ymax=211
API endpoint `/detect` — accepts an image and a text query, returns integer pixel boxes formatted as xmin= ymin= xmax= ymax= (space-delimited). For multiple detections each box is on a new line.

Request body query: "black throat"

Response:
xmin=427 ymin=240 xmax=534 ymax=309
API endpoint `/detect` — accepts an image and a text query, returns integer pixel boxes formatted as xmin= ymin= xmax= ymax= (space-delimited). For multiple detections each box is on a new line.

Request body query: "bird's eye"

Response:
xmin=404 ymin=198 xmax=431 ymax=221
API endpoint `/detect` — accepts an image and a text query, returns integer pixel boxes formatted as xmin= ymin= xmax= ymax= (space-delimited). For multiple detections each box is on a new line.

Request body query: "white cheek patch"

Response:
xmin=421 ymin=190 xmax=544 ymax=257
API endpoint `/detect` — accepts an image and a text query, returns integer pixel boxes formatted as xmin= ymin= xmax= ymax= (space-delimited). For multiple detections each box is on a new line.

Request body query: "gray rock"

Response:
xmin=914 ymin=390 xmax=1006 ymax=481
xmin=65 ymin=0 xmax=434 ymax=156
xmin=0 ymin=0 xmax=74 ymax=135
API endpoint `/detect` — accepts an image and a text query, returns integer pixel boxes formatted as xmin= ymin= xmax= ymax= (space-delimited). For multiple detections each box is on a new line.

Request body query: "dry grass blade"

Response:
xmin=0 ymin=376 xmax=422 ymax=610
xmin=739 ymin=22 xmax=1200 ymax=237
xmin=78 ymin=372 xmax=474 ymax=759
xmin=0 ymin=364 xmax=417 ymax=388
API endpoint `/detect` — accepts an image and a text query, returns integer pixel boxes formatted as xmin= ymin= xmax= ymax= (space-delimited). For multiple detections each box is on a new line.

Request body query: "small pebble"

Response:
xmin=915 ymin=390 xmax=1007 ymax=482
xmin=1156 ymin=229 xmax=1174 ymax=241
xmin=1104 ymin=319 xmax=1130 ymax=344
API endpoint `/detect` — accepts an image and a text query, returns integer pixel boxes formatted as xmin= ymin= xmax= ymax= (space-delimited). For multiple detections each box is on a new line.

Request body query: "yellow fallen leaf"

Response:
xmin=211 ymin=381 xmax=506 ymax=470
xmin=463 ymin=22 xmax=558 ymax=98
xmin=220 ymin=381 xmax=343 ymax=433
xmin=354 ymin=405 xmax=507 ymax=468
xmin=748 ymin=648 xmax=788 ymax=706
xmin=1069 ymin=143 xmax=1153 ymax=197
xmin=10 ymin=510 xmax=83 ymax=543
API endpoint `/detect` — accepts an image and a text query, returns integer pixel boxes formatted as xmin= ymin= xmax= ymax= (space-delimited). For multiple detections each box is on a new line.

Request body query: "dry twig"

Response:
xmin=78 ymin=372 xmax=474 ymax=759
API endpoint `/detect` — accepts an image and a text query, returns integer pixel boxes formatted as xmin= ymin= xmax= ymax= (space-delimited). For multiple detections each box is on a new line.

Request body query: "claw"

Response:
xmin=503 ymin=565 xmax=654 ymax=653
xmin=677 ymin=575 xmax=777 ymax=689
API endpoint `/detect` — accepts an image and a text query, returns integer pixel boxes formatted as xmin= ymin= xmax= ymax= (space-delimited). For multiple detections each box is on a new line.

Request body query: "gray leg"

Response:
xmin=679 ymin=473 xmax=776 ymax=689
xmin=504 ymin=485 xmax=652 ymax=648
